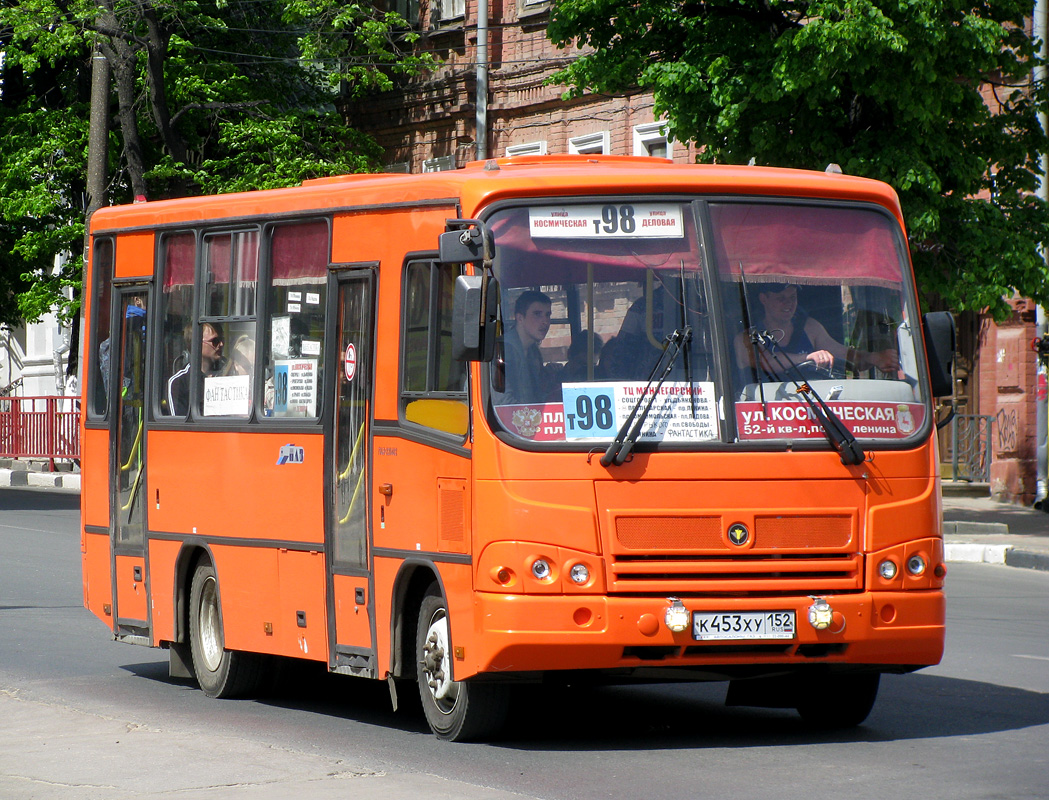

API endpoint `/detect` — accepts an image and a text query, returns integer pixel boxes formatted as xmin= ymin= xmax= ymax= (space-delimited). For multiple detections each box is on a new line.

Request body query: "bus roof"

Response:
xmin=88 ymin=155 xmax=904 ymax=234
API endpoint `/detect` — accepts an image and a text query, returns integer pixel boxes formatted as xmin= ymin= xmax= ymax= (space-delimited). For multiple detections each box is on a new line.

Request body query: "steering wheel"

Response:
xmin=779 ymin=357 xmax=848 ymax=380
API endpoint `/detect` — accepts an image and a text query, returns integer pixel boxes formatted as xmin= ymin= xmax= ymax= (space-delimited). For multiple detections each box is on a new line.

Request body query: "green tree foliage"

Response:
xmin=548 ymin=0 xmax=1049 ymax=317
xmin=0 ymin=0 xmax=433 ymax=325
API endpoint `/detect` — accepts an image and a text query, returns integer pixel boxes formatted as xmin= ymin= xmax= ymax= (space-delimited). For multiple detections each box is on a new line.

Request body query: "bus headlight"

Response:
xmin=664 ymin=598 xmax=690 ymax=633
xmin=569 ymin=563 xmax=590 ymax=585
xmin=906 ymin=554 xmax=927 ymax=576
xmin=878 ymin=559 xmax=898 ymax=580
xmin=531 ymin=558 xmax=552 ymax=581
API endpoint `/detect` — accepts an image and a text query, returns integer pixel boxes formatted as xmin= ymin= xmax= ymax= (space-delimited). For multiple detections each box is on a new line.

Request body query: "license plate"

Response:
xmin=692 ymin=610 xmax=796 ymax=641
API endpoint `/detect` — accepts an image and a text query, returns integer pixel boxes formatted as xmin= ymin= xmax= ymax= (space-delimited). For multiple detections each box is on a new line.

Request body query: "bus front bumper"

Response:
xmin=462 ymin=590 xmax=945 ymax=680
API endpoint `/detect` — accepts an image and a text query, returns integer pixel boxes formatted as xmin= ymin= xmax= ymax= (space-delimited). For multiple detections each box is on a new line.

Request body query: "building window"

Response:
xmin=389 ymin=0 xmax=420 ymax=24
xmin=633 ymin=121 xmax=673 ymax=159
xmin=436 ymin=0 xmax=465 ymax=20
xmin=505 ymin=141 xmax=547 ymax=157
xmin=422 ymin=155 xmax=457 ymax=172
xmin=568 ymin=131 xmax=610 ymax=155
xmin=385 ymin=161 xmax=411 ymax=174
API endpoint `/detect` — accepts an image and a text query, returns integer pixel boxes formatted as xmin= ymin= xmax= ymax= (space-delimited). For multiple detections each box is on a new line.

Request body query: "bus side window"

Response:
xmin=88 ymin=238 xmax=115 ymax=419
xmin=262 ymin=220 xmax=329 ymax=419
xmin=157 ymin=233 xmax=196 ymax=418
xmin=401 ymin=260 xmax=468 ymax=436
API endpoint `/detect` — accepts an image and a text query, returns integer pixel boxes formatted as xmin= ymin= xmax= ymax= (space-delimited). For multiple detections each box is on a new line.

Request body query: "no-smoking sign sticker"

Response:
xmin=344 ymin=343 xmax=357 ymax=381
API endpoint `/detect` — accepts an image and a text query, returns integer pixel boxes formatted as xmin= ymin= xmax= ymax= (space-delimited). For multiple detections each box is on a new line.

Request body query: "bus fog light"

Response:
xmin=569 ymin=563 xmax=590 ymax=585
xmin=531 ymin=559 xmax=552 ymax=581
xmin=664 ymin=598 xmax=690 ymax=633
xmin=906 ymin=555 xmax=927 ymax=576
xmin=807 ymin=598 xmax=834 ymax=630
xmin=878 ymin=559 xmax=898 ymax=580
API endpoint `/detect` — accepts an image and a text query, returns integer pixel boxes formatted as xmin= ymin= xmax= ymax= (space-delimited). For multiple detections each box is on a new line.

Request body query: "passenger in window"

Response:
xmin=226 ymin=335 xmax=254 ymax=376
xmin=734 ymin=283 xmax=898 ymax=380
xmin=166 ymin=322 xmax=224 ymax=416
xmin=496 ymin=290 xmax=556 ymax=405
xmin=561 ymin=330 xmax=603 ymax=384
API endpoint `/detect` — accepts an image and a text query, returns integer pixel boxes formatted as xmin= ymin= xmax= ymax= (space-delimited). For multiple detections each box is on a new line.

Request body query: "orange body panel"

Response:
xmin=332 ymin=574 xmax=372 ymax=648
xmin=114 ymin=232 xmax=155 ymax=278
xmin=114 ymin=555 xmax=148 ymax=623
xmin=80 ymin=428 xmax=110 ymax=529
xmin=146 ymin=430 xmax=324 ymax=543
xmin=81 ymin=531 xmax=112 ymax=626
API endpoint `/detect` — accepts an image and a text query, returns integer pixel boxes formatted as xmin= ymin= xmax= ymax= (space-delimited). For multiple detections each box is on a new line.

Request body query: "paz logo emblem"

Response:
xmin=727 ymin=523 xmax=750 ymax=547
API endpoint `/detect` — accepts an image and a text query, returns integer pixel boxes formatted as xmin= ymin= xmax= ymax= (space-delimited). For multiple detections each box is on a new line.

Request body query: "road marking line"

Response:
xmin=1012 ymin=654 xmax=1049 ymax=662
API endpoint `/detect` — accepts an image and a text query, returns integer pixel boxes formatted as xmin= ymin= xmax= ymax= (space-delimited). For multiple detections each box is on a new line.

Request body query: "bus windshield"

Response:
xmin=485 ymin=199 xmax=927 ymax=447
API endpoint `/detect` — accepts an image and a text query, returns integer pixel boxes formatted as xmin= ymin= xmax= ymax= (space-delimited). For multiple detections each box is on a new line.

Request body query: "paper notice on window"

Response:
xmin=274 ymin=359 xmax=318 ymax=417
xmin=271 ymin=316 xmax=290 ymax=359
xmin=203 ymin=374 xmax=252 ymax=416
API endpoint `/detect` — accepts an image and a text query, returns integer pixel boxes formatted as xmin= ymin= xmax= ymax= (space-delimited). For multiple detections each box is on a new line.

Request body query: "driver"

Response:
xmin=734 ymin=283 xmax=898 ymax=379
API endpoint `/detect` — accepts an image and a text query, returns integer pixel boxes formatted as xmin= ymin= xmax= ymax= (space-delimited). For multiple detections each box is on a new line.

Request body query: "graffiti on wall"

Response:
xmin=995 ymin=406 xmax=1018 ymax=453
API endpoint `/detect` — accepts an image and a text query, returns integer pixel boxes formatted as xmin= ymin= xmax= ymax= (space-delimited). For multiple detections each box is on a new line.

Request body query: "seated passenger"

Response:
xmin=167 ymin=322 xmax=225 ymax=416
xmin=496 ymin=290 xmax=554 ymax=405
xmin=561 ymin=331 xmax=603 ymax=383
xmin=734 ymin=283 xmax=898 ymax=380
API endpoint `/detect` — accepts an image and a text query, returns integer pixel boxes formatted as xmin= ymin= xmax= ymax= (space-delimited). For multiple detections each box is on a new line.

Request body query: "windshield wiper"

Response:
xmin=762 ymin=346 xmax=866 ymax=466
xmin=601 ymin=327 xmax=691 ymax=467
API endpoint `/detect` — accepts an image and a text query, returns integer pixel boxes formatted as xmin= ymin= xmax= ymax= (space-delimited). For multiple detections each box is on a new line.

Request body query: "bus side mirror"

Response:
xmin=922 ymin=311 xmax=955 ymax=398
xmin=452 ymin=275 xmax=499 ymax=362
xmin=439 ymin=226 xmax=486 ymax=264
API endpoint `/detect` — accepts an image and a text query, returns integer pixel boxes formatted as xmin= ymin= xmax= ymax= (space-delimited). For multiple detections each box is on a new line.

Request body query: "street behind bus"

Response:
xmin=1 ymin=486 xmax=1047 ymax=800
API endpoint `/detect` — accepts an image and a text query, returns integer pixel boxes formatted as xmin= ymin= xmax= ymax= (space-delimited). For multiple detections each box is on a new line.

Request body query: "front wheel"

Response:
xmin=416 ymin=589 xmax=509 ymax=741
xmin=188 ymin=561 xmax=266 ymax=698
xmin=795 ymin=673 xmax=880 ymax=729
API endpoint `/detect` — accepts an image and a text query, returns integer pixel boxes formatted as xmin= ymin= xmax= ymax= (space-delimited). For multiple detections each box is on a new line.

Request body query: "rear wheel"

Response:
xmin=416 ymin=589 xmax=509 ymax=741
xmin=188 ymin=561 xmax=266 ymax=698
xmin=795 ymin=673 xmax=880 ymax=729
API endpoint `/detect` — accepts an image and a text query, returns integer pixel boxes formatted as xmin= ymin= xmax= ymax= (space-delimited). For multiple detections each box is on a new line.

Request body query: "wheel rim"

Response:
xmin=197 ymin=575 xmax=224 ymax=672
xmin=421 ymin=607 xmax=459 ymax=714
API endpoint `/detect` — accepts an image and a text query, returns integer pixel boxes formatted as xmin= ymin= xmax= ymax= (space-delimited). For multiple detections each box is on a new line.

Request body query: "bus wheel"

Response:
xmin=416 ymin=589 xmax=509 ymax=741
xmin=795 ymin=673 xmax=880 ymax=729
xmin=189 ymin=562 xmax=265 ymax=698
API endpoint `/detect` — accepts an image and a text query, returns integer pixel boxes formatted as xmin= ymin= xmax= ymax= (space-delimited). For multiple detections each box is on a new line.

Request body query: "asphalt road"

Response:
xmin=1 ymin=486 xmax=1047 ymax=800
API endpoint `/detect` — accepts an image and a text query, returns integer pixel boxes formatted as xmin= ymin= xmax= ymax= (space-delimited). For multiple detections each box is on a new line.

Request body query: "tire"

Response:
xmin=188 ymin=561 xmax=266 ymax=698
xmin=795 ymin=673 xmax=880 ymax=729
xmin=416 ymin=589 xmax=509 ymax=741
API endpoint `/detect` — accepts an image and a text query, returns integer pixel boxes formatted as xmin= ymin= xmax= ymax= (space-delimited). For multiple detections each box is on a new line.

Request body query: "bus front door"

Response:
xmin=109 ymin=286 xmax=151 ymax=642
xmin=327 ymin=270 xmax=376 ymax=675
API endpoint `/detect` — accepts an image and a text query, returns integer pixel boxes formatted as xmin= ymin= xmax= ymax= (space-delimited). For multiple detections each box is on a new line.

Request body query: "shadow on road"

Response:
xmin=0 ymin=486 xmax=80 ymax=512
xmin=119 ymin=658 xmax=1049 ymax=749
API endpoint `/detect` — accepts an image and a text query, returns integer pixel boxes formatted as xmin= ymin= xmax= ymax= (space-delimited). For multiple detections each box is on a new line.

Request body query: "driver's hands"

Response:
xmin=806 ymin=349 xmax=836 ymax=369
xmin=870 ymin=349 xmax=899 ymax=371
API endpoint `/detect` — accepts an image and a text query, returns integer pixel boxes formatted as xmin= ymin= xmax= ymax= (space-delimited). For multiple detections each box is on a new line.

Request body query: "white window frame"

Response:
xmin=505 ymin=141 xmax=548 ymax=158
xmin=568 ymin=131 xmax=610 ymax=155
xmin=633 ymin=121 xmax=674 ymax=159
xmin=422 ymin=155 xmax=457 ymax=173
xmin=437 ymin=0 xmax=465 ymax=20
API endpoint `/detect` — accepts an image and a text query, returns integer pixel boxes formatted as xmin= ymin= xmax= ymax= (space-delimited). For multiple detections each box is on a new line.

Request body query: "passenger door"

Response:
xmin=326 ymin=269 xmax=376 ymax=675
xmin=108 ymin=285 xmax=151 ymax=641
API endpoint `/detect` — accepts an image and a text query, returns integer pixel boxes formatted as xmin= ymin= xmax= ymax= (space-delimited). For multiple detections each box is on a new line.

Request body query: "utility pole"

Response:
xmin=75 ymin=45 xmax=111 ymax=390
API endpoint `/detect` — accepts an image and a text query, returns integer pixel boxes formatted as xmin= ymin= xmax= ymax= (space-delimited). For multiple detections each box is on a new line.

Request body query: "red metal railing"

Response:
xmin=0 ymin=396 xmax=81 ymax=470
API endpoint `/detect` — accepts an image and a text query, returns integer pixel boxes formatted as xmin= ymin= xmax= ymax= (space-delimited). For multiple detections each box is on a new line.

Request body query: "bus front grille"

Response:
xmin=608 ymin=552 xmax=864 ymax=594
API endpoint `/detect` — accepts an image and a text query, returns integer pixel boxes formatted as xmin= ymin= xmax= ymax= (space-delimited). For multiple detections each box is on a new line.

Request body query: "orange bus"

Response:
xmin=80 ymin=155 xmax=955 ymax=740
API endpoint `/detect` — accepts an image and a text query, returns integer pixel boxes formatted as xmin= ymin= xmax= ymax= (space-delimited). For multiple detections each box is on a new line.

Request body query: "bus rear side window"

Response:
xmin=88 ymin=238 xmax=114 ymax=419
xmin=263 ymin=221 xmax=329 ymax=418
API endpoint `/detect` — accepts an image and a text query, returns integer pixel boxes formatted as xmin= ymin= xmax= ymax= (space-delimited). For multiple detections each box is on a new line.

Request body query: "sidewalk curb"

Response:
xmin=0 ymin=468 xmax=80 ymax=492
